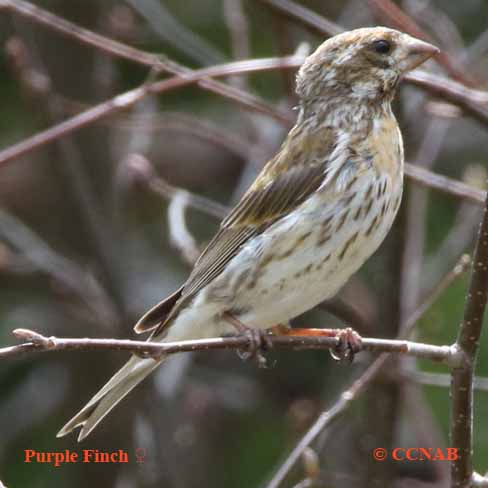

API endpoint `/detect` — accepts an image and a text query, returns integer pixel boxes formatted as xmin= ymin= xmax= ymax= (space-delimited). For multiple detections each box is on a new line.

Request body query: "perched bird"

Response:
xmin=58 ymin=27 xmax=439 ymax=441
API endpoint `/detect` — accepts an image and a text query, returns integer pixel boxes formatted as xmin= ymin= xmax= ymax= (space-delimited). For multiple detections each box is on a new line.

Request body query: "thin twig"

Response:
xmin=405 ymin=163 xmax=486 ymax=206
xmin=402 ymin=382 xmax=450 ymax=485
xmin=401 ymin=118 xmax=452 ymax=320
xmin=0 ymin=209 xmax=117 ymax=325
xmin=167 ymin=190 xmax=201 ymax=266
xmin=0 ymin=327 xmax=461 ymax=363
xmin=113 ymin=111 xmax=253 ymax=159
xmin=0 ymin=55 xmax=301 ymax=168
xmin=405 ymin=71 xmax=488 ymax=126
xmin=464 ymin=29 xmax=488 ymax=65
xmin=2 ymin=0 xmax=290 ymax=124
xmin=404 ymin=0 xmax=464 ymax=54
xmin=409 ymin=370 xmax=488 ymax=393
xmin=224 ymin=0 xmax=251 ymax=91
xmin=451 ymin=189 xmax=488 ymax=486
xmin=259 ymin=0 xmax=343 ymax=37
xmin=125 ymin=0 xmax=225 ymax=66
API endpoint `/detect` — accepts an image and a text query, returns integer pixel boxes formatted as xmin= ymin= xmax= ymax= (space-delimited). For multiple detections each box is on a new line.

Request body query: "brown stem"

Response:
xmin=0 ymin=328 xmax=460 ymax=362
xmin=2 ymin=0 xmax=289 ymax=124
xmin=450 ymin=190 xmax=488 ymax=486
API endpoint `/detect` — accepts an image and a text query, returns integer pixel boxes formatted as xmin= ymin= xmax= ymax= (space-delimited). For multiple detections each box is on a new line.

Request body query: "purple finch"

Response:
xmin=58 ymin=27 xmax=439 ymax=441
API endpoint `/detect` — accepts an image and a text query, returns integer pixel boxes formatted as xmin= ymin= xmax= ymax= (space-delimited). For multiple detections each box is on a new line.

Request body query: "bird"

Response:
xmin=58 ymin=27 xmax=439 ymax=441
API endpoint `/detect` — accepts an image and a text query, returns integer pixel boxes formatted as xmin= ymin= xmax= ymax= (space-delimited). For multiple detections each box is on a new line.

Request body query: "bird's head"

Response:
xmin=296 ymin=27 xmax=439 ymax=104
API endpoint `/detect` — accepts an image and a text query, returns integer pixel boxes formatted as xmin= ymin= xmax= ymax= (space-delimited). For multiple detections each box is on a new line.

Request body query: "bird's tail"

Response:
xmin=57 ymin=354 xmax=164 ymax=441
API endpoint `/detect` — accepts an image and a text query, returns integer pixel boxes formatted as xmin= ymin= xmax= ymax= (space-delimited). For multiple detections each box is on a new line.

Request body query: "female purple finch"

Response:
xmin=58 ymin=27 xmax=439 ymax=441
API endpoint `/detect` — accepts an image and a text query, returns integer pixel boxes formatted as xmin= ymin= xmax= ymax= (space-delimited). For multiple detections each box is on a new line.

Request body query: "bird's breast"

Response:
xmin=367 ymin=114 xmax=404 ymax=178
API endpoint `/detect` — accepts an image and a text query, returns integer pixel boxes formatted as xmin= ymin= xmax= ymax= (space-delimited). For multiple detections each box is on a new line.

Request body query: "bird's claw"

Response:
xmin=330 ymin=327 xmax=362 ymax=363
xmin=237 ymin=329 xmax=274 ymax=368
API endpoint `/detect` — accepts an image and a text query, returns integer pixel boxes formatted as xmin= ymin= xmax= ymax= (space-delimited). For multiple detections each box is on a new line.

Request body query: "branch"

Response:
xmin=1 ymin=0 xmax=290 ymax=124
xmin=167 ymin=190 xmax=201 ymax=266
xmin=259 ymin=0 xmax=343 ymax=37
xmin=0 ymin=209 xmax=117 ymax=324
xmin=0 ymin=328 xmax=460 ymax=363
xmin=125 ymin=0 xmax=225 ymax=66
xmin=409 ymin=370 xmax=488 ymax=393
xmin=126 ymin=153 xmax=228 ymax=219
xmin=0 ymin=55 xmax=301 ymax=168
xmin=405 ymin=71 xmax=488 ymax=127
xmin=450 ymin=189 xmax=488 ymax=486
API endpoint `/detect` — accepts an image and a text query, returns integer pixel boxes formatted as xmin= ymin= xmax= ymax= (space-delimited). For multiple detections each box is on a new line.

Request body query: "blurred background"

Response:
xmin=0 ymin=1 xmax=487 ymax=487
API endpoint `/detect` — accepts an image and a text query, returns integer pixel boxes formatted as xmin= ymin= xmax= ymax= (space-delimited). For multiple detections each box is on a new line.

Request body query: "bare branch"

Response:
xmin=0 ymin=327 xmax=460 ymax=363
xmin=2 ymin=0 xmax=290 ymax=123
xmin=125 ymin=0 xmax=225 ymax=65
xmin=0 ymin=209 xmax=117 ymax=326
xmin=125 ymin=154 xmax=228 ymax=220
xmin=405 ymin=163 xmax=486 ymax=205
xmin=0 ymin=55 xmax=301 ymax=168
xmin=405 ymin=71 xmax=488 ymax=126
xmin=401 ymin=117 xmax=452 ymax=320
xmin=409 ymin=370 xmax=488 ymax=393
xmin=167 ymin=190 xmax=201 ymax=266
xmin=113 ymin=111 xmax=253 ymax=159
xmin=450 ymin=190 xmax=488 ymax=486
xmin=259 ymin=0 xmax=343 ymax=37
xmin=224 ymin=0 xmax=251 ymax=92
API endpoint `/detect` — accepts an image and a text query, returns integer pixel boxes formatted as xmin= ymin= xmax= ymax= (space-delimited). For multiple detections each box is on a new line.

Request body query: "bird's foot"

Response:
xmin=223 ymin=312 xmax=273 ymax=368
xmin=239 ymin=328 xmax=274 ymax=368
xmin=330 ymin=327 xmax=362 ymax=363
xmin=270 ymin=325 xmax=362 ymax=363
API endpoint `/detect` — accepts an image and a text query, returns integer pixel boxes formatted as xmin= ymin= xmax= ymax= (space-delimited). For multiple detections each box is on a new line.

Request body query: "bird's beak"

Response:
xmin=401 ymin=37 xmax=440 ymax=72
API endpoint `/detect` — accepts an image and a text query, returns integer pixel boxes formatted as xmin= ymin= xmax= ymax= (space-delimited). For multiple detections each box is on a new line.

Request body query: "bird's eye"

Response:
xmin=372 ymin=40 xmax=392 ymax=54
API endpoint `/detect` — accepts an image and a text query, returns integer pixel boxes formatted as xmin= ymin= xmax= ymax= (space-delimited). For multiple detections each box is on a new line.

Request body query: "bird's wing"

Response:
xmin=148 ymin=127 xmax=337 ymax=337
xmin=134 ymin=286 xmax=183 ymax=333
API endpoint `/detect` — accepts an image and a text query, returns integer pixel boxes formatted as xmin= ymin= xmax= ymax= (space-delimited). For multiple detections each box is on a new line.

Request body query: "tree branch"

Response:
xmin=0 ymin=55 xmax=301 ymax=168
xmin=451 ymin=189 xmax=488 ymax=486
xmin=0 ymin=327 xmax=461 ymax=364
xmin=404 ymin=162 xmax=486 ymax=206
xmin=1 ymin=0 xmax=290 ymax=124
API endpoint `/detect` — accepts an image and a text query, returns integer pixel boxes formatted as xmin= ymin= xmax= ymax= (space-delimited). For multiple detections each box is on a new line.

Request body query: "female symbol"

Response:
xmin=135 ymin=448 xmax=146 ymax=464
